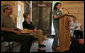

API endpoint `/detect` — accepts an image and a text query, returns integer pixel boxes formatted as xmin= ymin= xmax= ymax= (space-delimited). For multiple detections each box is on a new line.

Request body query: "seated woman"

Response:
xmin=74 ymin=23 xmax=83 ymax=39
xmin=70 ymin=17 xmax=84 ymax=52
xmin=23 ymin=12 xmax=46 ymax=52
xmin=70 ymin=17 xmax=83 ymax=39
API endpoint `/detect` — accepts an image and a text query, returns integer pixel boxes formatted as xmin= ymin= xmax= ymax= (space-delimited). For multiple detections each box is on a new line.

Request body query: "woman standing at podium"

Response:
xmin=52 ymin=2 xmax=63 ymax=51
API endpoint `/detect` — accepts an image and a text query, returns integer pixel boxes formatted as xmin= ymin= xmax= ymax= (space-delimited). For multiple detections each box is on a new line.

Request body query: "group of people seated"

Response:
xmin=1 ymin=4 xmax=46 ymax=52
xmin=1 ymin=4 xmax=84 ymax=52
xmin=70 ymin=16 xmax=84 ymax=52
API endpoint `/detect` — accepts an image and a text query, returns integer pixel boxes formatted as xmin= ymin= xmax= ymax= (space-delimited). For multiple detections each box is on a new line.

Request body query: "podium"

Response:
xmin=58 ymin=14 xmax=75 ymax=52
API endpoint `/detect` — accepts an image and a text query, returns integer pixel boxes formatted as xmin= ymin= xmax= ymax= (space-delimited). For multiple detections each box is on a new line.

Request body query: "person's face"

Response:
xmin=5 ymin=5 xmax=12 ymax=15
xmin=56 ymin=4 xmax=61 ymax=10
xmin=73 ymin=18 xmax=76 ymax=22
xmin=26 ymin=14 xmax=30 ymax=20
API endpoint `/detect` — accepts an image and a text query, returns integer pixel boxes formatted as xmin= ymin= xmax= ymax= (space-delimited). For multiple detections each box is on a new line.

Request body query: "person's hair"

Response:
xmin=2 ymin=4 xmax=11 ymax=12
xmin=72 ymin=16 xmax=77 ymax=20
xmin=23 ymin=12 xmax=29 ymax=19
xmin=54 ymin=2 xmax=61 ymax=10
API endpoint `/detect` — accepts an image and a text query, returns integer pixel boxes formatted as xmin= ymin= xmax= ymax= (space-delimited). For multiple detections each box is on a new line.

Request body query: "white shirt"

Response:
xmin=71 ymin=21 xmax=82 ymax=30
xmin=70 ymin=21 xmax=82 ymax=37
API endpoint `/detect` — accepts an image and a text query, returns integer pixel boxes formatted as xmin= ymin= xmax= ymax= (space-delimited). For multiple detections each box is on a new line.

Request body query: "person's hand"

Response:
xmin=33 ymin=28 xmax=37 ymax=32
xmin=78 ymin=39 xmax=84 ymax=45
xmin=11 ymin=30 xmax=20 ymax=35
xmin=18 ymin=29 xmax=22 ymax=32
xmin=14 ymin=28 xmax=22 ymax=32
xmin=15 ymin=31 xmax=20 ymax=35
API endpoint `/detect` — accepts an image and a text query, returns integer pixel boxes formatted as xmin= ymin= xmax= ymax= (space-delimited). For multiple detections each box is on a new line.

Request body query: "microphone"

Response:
xmin=61 ymin=7 xmax=69 ymax=14
xmin=62 ymin=7 xmax=64 ymax=9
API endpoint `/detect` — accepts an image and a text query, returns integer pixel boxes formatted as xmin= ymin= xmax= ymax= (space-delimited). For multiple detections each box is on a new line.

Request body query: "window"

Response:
xmin=17 ymin=1 xmax=24 ymax=30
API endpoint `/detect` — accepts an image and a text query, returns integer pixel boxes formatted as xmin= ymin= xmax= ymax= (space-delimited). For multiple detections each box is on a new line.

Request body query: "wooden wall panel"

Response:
xmin=61 ymin=1 xmax=84 ymax=31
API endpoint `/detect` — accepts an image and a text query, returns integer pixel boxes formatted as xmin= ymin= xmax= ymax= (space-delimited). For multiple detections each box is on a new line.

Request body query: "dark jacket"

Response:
xmin=23 ymin=21 xmax=35 ymax=30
